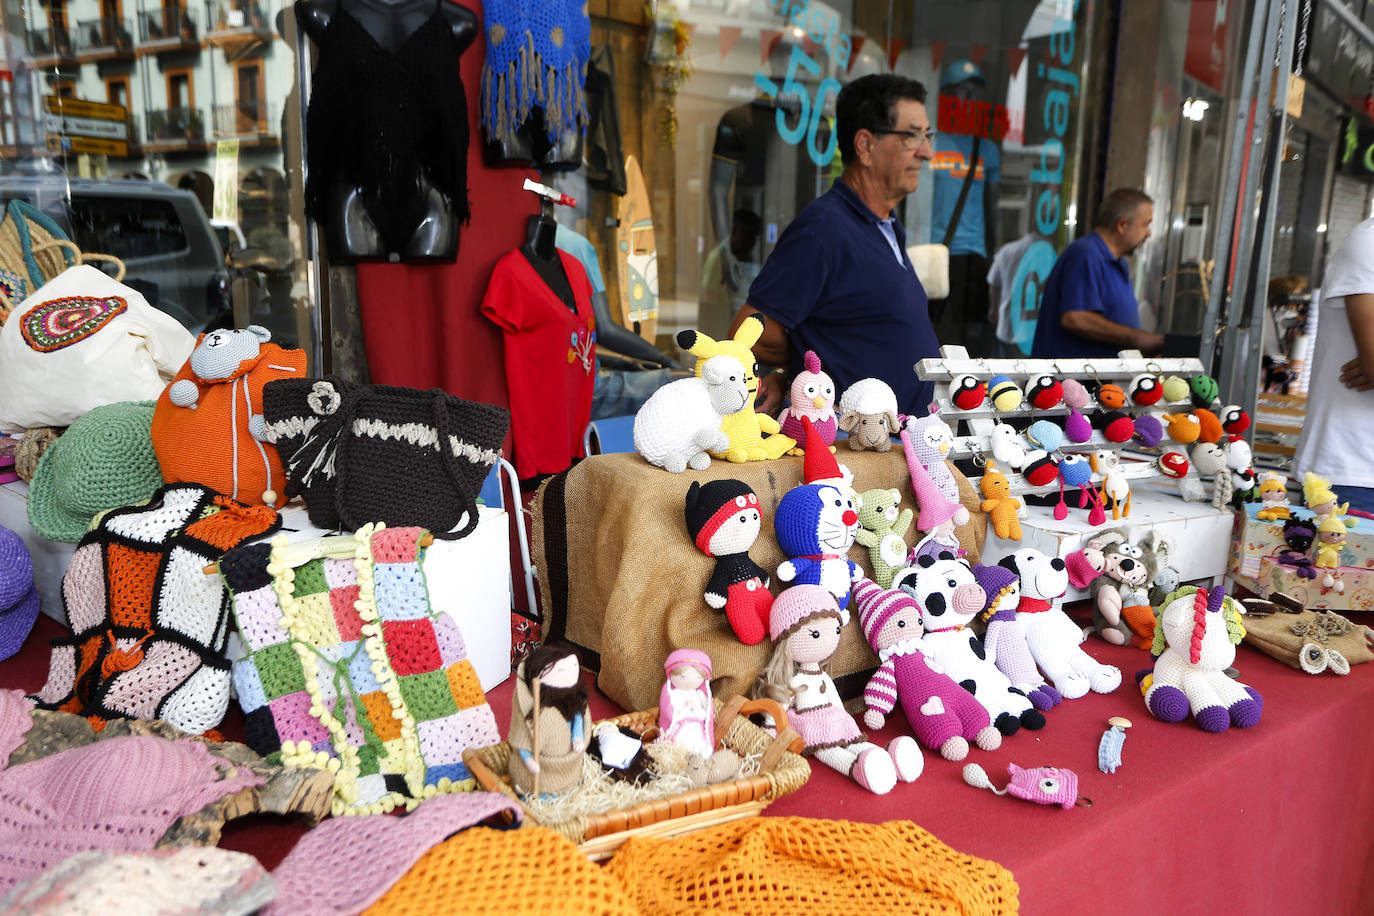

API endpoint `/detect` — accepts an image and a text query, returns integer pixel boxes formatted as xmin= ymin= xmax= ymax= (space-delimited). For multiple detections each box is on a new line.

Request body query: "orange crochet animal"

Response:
xmin=979 ymin=461 xmax=1023 ymax=540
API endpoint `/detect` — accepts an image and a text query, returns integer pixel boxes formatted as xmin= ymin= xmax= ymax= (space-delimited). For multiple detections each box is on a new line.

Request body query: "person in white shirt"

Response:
xmin=985 ymin=231 xmax=1042 ymax=358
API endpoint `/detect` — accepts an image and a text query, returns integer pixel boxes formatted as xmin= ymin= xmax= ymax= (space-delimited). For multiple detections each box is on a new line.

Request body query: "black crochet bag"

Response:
xmin=262 ymin=378 xmax=509 ymax=539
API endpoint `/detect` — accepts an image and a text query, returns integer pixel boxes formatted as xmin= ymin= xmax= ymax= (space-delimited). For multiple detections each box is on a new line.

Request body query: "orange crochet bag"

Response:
xmin=151 ymin=327 xmax=306 ymax=507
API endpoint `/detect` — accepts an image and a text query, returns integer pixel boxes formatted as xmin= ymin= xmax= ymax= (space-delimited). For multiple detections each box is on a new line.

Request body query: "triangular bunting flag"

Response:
xmin=719 ymin=25 xmax=741 ymax=60
xmin=760 ymin=29 xmax=783 ymax=64
xmin=1006 ymin=46 xmax=1027 ymax=77
xmin=971 ymin=44 xmax=988 ymax=67
xmin=929 ymin=41 xmax=947 ymax=75
xmin=847 ymin=35 xmax=866 ymax=73
xmin=884 ymin=38 xmax=906 ymax=71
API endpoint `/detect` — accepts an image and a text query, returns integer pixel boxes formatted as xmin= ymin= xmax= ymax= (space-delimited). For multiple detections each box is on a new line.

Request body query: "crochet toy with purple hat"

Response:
xmin=685 ymin=479 xmax=774 ymax=645
xmin=0 ymin=525 xmax=41 ymax=664
xmin=971 ymin=563 xmax=1062 ymax=710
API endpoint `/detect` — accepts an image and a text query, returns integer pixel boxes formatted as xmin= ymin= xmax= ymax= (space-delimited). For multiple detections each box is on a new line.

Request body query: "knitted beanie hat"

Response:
xmin=0 ymin=527 xmax=39 ymax=663
xmin=664 ymin=647 xmax=712 ymax=679
xmin=1063 ymin=550 xmax=1101 ymax=589
xmin=26 ymin=401 xmax=163 ymax=543
xmin=684 ymin=479 xmax=758 ymax=553
xmin=769 ymin=584 xmax=841 ymax=642
xmin=971 ymin=563 xmax=1019 ymax=617
xmin=852 ymin=578 xmax=920 ymax=648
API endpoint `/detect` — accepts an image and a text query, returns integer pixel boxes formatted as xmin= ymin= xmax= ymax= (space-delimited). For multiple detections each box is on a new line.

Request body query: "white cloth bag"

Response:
xmin=907 ymin=243 xmax=950 ymax=300
xmin=0 ymin=264 xmax=195 ymax=431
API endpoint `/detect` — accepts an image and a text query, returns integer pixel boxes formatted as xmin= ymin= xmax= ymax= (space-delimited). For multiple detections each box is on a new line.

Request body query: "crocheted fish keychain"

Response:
xmin=1098 ymin=716 xmax=1131 ymax=773
xmin=962 ymin=762 xmax=1089 ymax=809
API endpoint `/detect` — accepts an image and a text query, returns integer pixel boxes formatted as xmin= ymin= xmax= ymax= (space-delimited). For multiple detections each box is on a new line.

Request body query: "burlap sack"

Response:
xmin=531 ymin=449 xmax=985 ymax=711
xmin=1243 ymin=609 xmax=1374 ymax=670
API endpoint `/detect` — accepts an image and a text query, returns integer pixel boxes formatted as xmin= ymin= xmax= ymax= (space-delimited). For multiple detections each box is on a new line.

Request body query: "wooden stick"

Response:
xmin=201 ymin=531 xmax=435 ymax=575
xmin=531 ymin=677 xmax=542 ymax=797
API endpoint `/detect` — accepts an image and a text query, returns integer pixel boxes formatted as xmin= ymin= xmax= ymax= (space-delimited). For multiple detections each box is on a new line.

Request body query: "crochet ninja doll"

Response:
xmin=685 ymin=479 xmax=775 ymax=645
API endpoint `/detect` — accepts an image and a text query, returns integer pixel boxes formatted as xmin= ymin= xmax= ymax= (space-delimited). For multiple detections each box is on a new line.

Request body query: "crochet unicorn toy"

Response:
xmin=1141 ymin=584 xmax=1262 ymax=733
xmin=779 ymin=350 xmax=837 ymax=448
xmin=677 ymin=315 xmax=795 ymax=462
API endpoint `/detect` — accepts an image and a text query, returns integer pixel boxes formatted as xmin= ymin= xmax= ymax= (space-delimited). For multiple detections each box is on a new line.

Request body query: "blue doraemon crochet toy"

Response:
xmin=775 ymin=418 xmax=862 ymax=624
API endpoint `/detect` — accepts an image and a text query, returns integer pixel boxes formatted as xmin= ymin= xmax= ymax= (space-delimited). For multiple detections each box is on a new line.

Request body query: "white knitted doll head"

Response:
xmin=1190 ymin=442 xmax=1228 ymax=476
xmin=188 ymin=326 xmax=271 ymax=381
xmin=699 ymin=354 xmax=751 ymax=416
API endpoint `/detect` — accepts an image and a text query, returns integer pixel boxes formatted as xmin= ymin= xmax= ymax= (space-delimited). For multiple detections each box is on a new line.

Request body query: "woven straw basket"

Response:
xmin=464 ymin=696 xmax=810 ymax=861
xmin=0 ymin=230 xmax=127 ymax=324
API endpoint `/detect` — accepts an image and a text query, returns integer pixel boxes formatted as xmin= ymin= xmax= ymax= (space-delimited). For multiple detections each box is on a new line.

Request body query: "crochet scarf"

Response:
xmin=481 ymin=0 xmax=590 ymax=143
xmin=31 ymin=484 xmax=280 ymax=735
xmin=220 ymin=524 xmax=500 ymax=816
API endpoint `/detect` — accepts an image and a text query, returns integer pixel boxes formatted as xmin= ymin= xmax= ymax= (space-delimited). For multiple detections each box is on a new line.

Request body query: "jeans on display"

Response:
xmin=589 ymin=367 xmax=674 ymax=420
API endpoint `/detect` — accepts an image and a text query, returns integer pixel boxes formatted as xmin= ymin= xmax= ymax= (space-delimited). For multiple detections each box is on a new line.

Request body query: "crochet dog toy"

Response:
xmin=979 ymin=460 xmax=1024 ymax=540
xmin=1088 ymin=529 xmax=1156 ymax=649
xmin=633 ymin=354 xmax=747 ymax=472
xmin=972 ymin=563 xmax=1062 ymax=710
xmin=836 ymin=378 xmax=901 ymax=452
xmin=996 ymin=548 xmax=1122 ymax=699
xmin=759 ymin=585 xmax=922 ymax=794
xmin=151 ymin=326 xmax=306 ymax=507
xmin=855 ymin=487 xmax=913 ymax=589
xmin=853 ymin=577 xmax=1001 ymax=761
xmin=894 ymin=556 xmax=1046 ymax=736
xmin=1142 ymin=584 xmax=1261 ymax=732
xmin=677 ymin=316 xmax=795 ymax=462
xmin=685 ymin=479 xmax=775 ymax=644
xmin=779 ymin=350 xmax=837 ymax=448
xmin=775 ymin=426 xmax=861 ymax=623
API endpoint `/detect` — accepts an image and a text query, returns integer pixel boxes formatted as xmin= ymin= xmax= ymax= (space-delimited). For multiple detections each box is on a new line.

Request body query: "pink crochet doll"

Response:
xmin=905 ymin=452 xmax=965 ymax=565
xmin=757 ymin=585 xmax=922 ymax=794
xmin=657 ymin=649 xmax=741 ymax=784
xmin=852 ymin=577 xmax=1001 ymax=762
xmin=779 ymin=350 xmax=838 ymax=447
xmin=685 ymin=479 xmax=774 ymax=645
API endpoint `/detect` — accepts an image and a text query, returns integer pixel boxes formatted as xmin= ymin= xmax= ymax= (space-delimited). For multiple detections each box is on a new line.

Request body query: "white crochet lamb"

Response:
xmin=633 ymin=354 xmax=749 ymax=473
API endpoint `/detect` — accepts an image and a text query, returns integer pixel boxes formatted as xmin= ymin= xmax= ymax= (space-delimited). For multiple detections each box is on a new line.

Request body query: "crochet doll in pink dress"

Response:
xmin=757 ymin=585 xmax=922 ymax=794
xmin=657 ymin=649 xmax=739 ymax=784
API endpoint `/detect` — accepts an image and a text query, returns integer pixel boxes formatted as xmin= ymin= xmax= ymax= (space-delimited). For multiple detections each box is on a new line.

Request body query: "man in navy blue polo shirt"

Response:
xmin=727 ymin=73 xmax=941 ymax=418
xmin=1030 ymin=189 xmax=1165 ymax=358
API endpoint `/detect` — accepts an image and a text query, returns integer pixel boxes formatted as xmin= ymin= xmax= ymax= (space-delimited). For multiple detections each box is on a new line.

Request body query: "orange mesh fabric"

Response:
xmin=362 ymin=826 xmax=638 ymax=916
xmin=605 ymin=817 xmax=1019 ymax=915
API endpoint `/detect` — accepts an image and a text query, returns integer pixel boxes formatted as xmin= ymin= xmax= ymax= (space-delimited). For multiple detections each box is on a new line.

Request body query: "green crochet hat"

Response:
xmin=27 ymin=401 xmax=163 ymax=543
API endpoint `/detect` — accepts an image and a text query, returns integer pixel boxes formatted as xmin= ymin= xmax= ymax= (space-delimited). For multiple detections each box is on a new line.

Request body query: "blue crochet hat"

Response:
xmin=0 ymin=525 xmax=40 ymax=662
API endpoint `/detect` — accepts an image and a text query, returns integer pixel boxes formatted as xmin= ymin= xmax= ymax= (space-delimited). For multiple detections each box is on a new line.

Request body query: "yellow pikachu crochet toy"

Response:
xmin=677 ymin=315 xmax=796 ymax=462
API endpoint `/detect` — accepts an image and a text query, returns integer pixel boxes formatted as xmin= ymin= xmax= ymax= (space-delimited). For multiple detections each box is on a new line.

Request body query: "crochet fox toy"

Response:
xmin=855 ymin=487 xmax=913 ymax=589
xmin=677 ymin=315 xmax=795 ymax=462
xmin=685 ymin=479 xmax=775 ymax=645
xmin=979 ymin=461 xmax=1023 ymax=540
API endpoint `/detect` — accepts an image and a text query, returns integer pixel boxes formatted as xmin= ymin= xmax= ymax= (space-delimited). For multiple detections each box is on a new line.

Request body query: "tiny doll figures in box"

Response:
xmin=658 ymin=649 xmax=741 ymax=785
xmin=1315 ymin=514 xmax=1348 ymax=595
xmin=1303 ymin=472 xmax=1349 ymax=522
xmin=508 ymin=643 xmax=591 ymax=798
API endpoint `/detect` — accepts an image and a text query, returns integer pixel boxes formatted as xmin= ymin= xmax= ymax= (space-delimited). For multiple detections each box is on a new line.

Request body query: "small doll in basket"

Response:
xmin=657 ymin=649 xmax=741 ymax=785
xmin=757 ymin=585 xmax=922 ymax=795
xmin=508 ymin=643 xmax=591 ymax=798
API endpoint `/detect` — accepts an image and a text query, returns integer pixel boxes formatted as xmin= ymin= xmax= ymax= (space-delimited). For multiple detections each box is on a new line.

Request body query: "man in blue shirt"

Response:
xmin=1031 ymin=188 xmax=1165 ymax=358
xmin=728 ymin=74 xmax=941 ymax=418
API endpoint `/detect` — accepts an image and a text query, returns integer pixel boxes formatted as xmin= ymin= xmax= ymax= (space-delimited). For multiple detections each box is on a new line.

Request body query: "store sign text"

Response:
xmin=753 ymin=0 xmax=852 ymax=167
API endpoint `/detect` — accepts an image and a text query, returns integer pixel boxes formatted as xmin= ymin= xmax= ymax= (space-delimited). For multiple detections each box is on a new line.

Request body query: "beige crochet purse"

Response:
xmin=0 ymin=202 xmax=125 ymax=324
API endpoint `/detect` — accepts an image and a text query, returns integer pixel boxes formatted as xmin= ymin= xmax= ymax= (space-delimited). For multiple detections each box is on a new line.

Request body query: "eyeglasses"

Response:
xmin=871 ymin=127 xmax=937 ymax=149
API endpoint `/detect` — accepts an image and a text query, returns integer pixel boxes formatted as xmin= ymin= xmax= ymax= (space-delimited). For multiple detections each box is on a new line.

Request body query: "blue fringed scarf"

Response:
xmin=481 ymin=0 xmax=590 ymax=143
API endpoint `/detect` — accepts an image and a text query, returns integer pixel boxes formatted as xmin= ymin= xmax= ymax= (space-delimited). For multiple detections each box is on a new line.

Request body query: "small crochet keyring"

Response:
xmin=962 ymin=762 xmax=1090 ymax=809
xmin=1097 ymin=716 xmax=1131 ymax=774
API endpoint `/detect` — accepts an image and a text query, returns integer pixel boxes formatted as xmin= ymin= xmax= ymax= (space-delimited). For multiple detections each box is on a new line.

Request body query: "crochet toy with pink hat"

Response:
xmin=971 ymin=563 xmax=1062 ymax=711
xmin=757 ymin=585 xmax=922 ymax=794
xmin=900 ymin=410 xmax=968 ymax=522
xmin=657 ymin=648 xmax=741 ymax=785
xmin=774 ymin=420 xmax=862 ymax=623
xmin=905 ymin=449 xmax=966 ymax=565
xmin=778 ymin=350 xmax=838 ymax=448
xmin=852 ymin=577 xmax=1000 ymax=762
xmin=685 ymin=479 xmax=774 ymax=645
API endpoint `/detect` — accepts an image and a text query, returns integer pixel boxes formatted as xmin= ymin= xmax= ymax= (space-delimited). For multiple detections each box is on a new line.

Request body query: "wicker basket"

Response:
xmin=463 ymin=696 xmax=809 ymax=861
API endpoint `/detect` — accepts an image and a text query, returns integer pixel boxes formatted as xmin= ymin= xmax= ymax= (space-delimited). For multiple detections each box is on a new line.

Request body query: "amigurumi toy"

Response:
xmin=633 ymin=354 xmax=747 ymax=472
xmin=677 ymin=315 xmax=795 ymax=462
xmin=836 ymin=378 xmax=901 ymax=452
xmin=775 ymin=424 xmax=862 ymax=623
xmin=685 ymin=479 xmax=775 ymax=645
xmin=853 ymin=577 xmax=1001 ymax=762
xmin=979 ymin=460 xmax=1024 ymax=541
xmin=971 ymin=563 xmax=1062 ymax=711
xmin=1142 ymin=584 xmax=1261 ymax=732
xmin=901 ymin=410 xmax=970 ymax=525
xmin=854 ymin=487 xmax=914 ymax=589
xmin=779 ymin=350 xmax=837 ymax=448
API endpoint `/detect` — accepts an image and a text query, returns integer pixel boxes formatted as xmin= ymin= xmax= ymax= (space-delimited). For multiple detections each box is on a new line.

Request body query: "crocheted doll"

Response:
xmin=979 ymin=461 xmax=1024 ymax=540
xmin=854 ymin=487 xmax=913 ymax=589
xmin=1142 ymin=584 xmax=1261 ymax=733
xmin=508 ymin=643 xmax=591 ymax=798
xmin=685 ymin=479 xmax=774 ymax=645
xmin=779 ymin=350 xmax=837 ymax=448
xmin=1302 ymin=472 xmax=1349 ymax=521
xmin=1190 ymin=441 xmax=1232 ymax=511
xmin=971 ymin=563 xmax=1062 ymax=710
xmin=1255 ymin=473 xmax=1292 ymax=521
xmin=853 ymin=577 xmax=1001 ymax=761
xmin=836 ymin=378 xmax=901 ymax=452
xmin=657 ymin=649 xmax=741 ymax=785
xmin=894 ymin=556 xmax=1045 ymax=736
xmin=758 ymin=585 xmax=922 ymax=794
xmin=1277 ymin=516 xmax=1319 ymax=580
xmin=905 ymin=455 xmax=965 ymax=565
xmin=677 ymin=316 xmax=795 ymax=462
xmin=1315 ymin=514 xmax=1348 ymax=595
xmin=775 ymin=423 xmax=862 ymax=622
xmin=1224 ymin=435 xmax=1258 ymax=506
xmin=1088 ymin=530 xmax=1156 ymax=649
xmin=901 ymin=411 xmax=969 ymax=523
xmin=633 ymin=354 xmax=747 ymax=472
xmin=996 ymin=548 xmax=1122 ymax=699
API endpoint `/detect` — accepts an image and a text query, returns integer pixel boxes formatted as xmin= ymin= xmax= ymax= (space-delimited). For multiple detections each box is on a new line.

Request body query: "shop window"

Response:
xmin=234 ymin=61 xmax=264 ymax=132
xmin=52 ymin=78 xmax=76 ymax=98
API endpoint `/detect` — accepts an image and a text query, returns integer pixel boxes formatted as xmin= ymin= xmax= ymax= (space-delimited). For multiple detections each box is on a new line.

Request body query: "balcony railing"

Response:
xmin=27 ymin=26 xmax=77 ymax=63
xmin=210 ymin=0 xmax=270 ymax=33
xmin=145 ymin=106 xmax=204 ymax=143
xmin=139 ymin=7 xmax=199 ymax=45
xmin=212 ymin=101 xmax=277 ymax=139
xmin=73 ymin=16 xmax=135 ymax=56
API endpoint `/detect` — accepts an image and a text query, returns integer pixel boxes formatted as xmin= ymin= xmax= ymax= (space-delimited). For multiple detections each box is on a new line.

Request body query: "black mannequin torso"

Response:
xmin=296 ymin=0 xmax=477 ymax=261
xmin=484 ymin=107 xmax=585 ymax=172
xmin=521 ymin=214 xmax=576 ymax=311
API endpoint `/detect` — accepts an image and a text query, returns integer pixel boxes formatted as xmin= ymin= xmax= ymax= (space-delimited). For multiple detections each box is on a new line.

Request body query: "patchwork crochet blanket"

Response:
xmin=219 ymin=524 xmax=500 ymax=816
